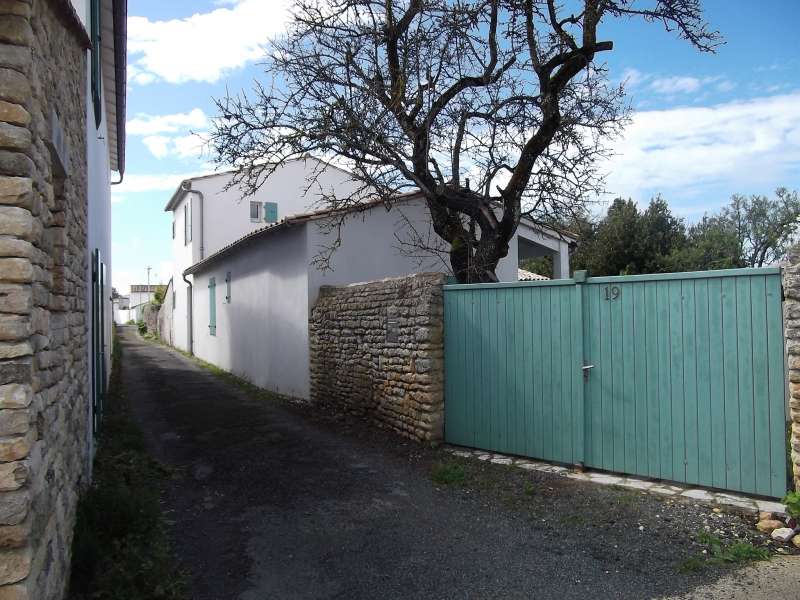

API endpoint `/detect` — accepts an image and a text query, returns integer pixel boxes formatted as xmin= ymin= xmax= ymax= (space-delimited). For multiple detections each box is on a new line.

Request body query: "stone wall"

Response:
xmin=783 ymin=249 xmax=800 ymax=492
xmin=0 ymin=1 xmax=91 ymax=598
xmin=157 ymin=279 xmax=174 ymax=346
xmin=309 ymin=273 xmax=446 ymax=442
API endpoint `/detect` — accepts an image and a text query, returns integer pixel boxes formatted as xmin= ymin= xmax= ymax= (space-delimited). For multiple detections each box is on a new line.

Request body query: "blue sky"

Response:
xmin=113 ymin=0 xmax=800 ymax=292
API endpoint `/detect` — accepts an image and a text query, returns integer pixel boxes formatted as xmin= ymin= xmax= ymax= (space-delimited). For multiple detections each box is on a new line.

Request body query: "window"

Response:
xmin=172 ymin=221 xmax=175 ymax=239
xmin=264 ymin=202 xmax=278 ymax=224
xmin=249 ymin=201 xmax=261 ymax=222
xmin=90 ymin=0 xmax=102 ymax=127
xmin=208 ymin=277 xmax=216 ymax=336
xmin=184 ymin=200 xmax=192 ymax=245
xmin=225 ymin=272 xmax=231 ymax=303
xmin=172 ymin=289 xmax=176 ymax=310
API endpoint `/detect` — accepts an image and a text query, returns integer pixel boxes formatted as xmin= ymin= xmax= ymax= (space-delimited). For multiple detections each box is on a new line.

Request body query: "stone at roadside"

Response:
xmin=793 ymin=535 xmax=800 ymax=549
xmin=770 ymin=527 xmax=795 ymax=542
xmin=756 ymin=519 xmax=785 ymax=534
xmin=759 ymin=511 xmax=774 ymax=521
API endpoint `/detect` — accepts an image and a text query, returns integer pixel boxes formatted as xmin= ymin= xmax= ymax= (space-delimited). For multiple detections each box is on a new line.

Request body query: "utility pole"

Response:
xmin=146 ymin=266 xmax=152 ymax=301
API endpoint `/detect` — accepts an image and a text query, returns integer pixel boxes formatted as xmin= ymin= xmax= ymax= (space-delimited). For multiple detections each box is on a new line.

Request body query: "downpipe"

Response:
xmin=182 ymin=272 xmax=193 ymax=355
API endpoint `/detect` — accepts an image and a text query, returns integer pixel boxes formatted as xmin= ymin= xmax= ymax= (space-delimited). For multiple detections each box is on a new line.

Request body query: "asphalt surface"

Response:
xmin=118 ymin=327 xmax=800 ymax=600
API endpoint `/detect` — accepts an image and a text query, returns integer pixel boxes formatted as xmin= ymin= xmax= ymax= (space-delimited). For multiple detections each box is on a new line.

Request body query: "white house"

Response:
xmin=162 ymin=162 xmax=574 ymax=400
xmin=129 ymin=284 xmax=159 ymax=309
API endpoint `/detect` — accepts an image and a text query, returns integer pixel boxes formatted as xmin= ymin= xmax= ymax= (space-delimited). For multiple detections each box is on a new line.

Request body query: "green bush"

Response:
xmin=136 ymin=320 xmax=147 ymax=335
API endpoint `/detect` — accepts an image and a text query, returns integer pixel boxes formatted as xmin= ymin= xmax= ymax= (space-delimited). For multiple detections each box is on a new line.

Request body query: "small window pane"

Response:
xmin=250 ymin=201 xmax=261 ymax=221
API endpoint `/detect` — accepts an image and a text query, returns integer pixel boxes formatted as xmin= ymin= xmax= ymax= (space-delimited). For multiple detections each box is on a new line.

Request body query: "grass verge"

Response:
xmin=69 ymin=328 xmax=186 ymax=600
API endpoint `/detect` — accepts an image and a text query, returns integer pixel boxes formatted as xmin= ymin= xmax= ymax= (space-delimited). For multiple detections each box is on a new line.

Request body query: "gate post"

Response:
xmin=783 ymin=248 xmax=800 ymax=492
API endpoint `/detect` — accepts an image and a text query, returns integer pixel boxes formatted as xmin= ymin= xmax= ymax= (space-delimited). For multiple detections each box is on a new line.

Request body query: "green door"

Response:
xmin=444 ymin=268 xmax=788 ymax=498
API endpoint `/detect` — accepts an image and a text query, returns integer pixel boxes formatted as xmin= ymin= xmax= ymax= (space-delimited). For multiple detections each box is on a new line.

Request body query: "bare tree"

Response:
xmin=211 ymin=0 xmax=719 ymax=283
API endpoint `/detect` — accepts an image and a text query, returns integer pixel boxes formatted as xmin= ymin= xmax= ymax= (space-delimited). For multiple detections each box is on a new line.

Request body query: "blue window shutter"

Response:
xmin=208 ymin=277 xmax=216 ymax=336
xmin=264 ymin=202 xmax=278 ymax=224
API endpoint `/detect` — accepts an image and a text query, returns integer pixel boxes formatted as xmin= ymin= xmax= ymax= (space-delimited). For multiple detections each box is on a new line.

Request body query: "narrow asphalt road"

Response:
xmin=118 ymin=327 xmax=799 ymax=600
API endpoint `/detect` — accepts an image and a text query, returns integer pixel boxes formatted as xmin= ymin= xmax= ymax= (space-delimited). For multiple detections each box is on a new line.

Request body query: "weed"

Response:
xmin=679 ymin=531 xmax=770 ymax=572
xmin=431 ymin=460 xmax=467 ymax=485
xmin=783 ymin=490 xmax=800 ymax=520
xmin=523 ymin=480 xmax=536 ymax=497
xmin=69 ymin=330 xmax=186 ymax=599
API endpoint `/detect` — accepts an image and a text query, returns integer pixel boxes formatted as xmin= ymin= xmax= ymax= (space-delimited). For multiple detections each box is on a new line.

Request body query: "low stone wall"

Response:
xmin=783 ymin=249 xmax=800 ymax=492
xmin=309 ymin=273 xmax=446 ymax=441
xmin=0 ymin=2 xmax=92 ymax=598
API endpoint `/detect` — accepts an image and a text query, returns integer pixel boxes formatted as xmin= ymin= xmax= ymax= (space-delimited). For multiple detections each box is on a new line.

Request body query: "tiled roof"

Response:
xmin=517 ymin=269 xmax=550 ymax=281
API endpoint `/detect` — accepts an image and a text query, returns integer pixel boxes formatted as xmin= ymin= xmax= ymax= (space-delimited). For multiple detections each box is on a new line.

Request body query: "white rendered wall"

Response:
xmin=191 ymin=227 xmax=311 ymax=399
xmin=170 ymin=193 xmax=196 ymax=351
xmin=306 ymin=196 xmax=521 ymax=306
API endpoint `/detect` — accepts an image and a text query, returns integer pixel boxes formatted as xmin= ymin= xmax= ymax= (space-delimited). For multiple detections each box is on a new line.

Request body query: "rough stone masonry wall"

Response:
xmin=0 ymin=1 xmax=90 ymax=598
xmin=783 ymin=248 xmax=800 ymax=492
xmin=310 ymin=273 xmax=446 ymax=442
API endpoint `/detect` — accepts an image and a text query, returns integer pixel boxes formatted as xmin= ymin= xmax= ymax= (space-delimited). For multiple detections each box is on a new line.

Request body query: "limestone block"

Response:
xmin=0 ymin=43 xmax=30 ymax=74
xmin=0 ymin=2 xmax=31 ymax=18
xmin=0 ymin=177 xmax=30 ymax=207
xmin=0 ymin=386 xmax=29 ymax=409
xmin=0 ymin=430 xmax=33 ymax=462
xmin=0 ymin=461 xmax=26 ymax=491
xmin=0 ymin=259 xmax=30 ymax=284
xmin=0 ymin=546 xmax=30 ymax=585
xmin=0 ymin=102 xmax=27 ymax=127
xmin=0 ymin=123 xmax=28 ymax=152
xmin=0 ymin=489 xmax=27 ymax=526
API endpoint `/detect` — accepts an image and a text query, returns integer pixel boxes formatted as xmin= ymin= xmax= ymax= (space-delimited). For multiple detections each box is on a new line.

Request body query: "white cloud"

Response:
xmin=649 ymin=76 xmax=703 ymax=94
xmin=603 ymin=92 xmax=800 ymax=209
xmin=142 ymin=136 xmax=171 ymax=158
xmin=127 ymin=109 xmax=208 ymax=136
xmin=127 ymin=0 xmax=293 ymax=85
xmin=113 ymin=172 xmax=204 ymax=195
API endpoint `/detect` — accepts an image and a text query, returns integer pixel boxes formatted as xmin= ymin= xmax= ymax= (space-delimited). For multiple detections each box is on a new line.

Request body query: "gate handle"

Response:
xmin=582 ymin=364 xmax=595 ymax=382
xmin=582 ymin=364 xmax=595 ymax=370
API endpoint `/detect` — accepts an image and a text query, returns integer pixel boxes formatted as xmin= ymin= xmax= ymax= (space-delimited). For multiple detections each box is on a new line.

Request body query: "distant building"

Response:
xmin=129 ymin=284 xmax=160 ymax=309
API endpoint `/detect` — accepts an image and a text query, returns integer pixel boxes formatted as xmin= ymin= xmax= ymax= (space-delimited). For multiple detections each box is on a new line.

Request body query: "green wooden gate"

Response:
xmin=444 ymin=268 xmax=788 ymax=498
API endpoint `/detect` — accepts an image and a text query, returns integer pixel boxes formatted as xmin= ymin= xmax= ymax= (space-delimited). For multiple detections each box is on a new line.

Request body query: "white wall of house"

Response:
xmin=171 ymin=192 xmax=196 ymax=351
xmin=168 ymin=159 xmax=359 ymax=352
xmin=191 ymin=227 xmax=311 ymax=398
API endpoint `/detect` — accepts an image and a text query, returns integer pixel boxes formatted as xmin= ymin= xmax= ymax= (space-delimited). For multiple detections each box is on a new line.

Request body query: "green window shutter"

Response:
xmin=225 ymin=272 xmax=231 ymax=303
xmin=90 ymin=0 xmax=102 ymax=127
xmin=263 ymin=202 xmax=278 ymax=224
xmin=208 ymin=277 xmax=216 ymax=336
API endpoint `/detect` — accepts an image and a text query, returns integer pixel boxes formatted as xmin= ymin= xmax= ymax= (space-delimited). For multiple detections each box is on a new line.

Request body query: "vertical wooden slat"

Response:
xmin=633 ymin=283 xmax=648 ymax=474
xmin=573 ymin=282 xmax=585 ymax=464
xmin=765 ymin=274 xmax=787 ymax=497
xmin=750 ymin=276 xmax=772 ymax=496
xmin=512 ymin=288 xmax=525 ymax=455
xmin=722 ymin=276 xmax=741 ymax=491
xmin=532 ymin=288 xmax=544 ymax=458
xmin=657 ymin=281 xmax=672 ymax=480
xmin=694 ymin=279 xmax=714 ymax=487
xmin=668 ymin=280 xmax=686 ymax=483
xmin=522 ymin=288 xmax=534 ymax=457
xmin=736 ymin=276 xmax=757 ymax=493
xmin=621 ymin=283 xmax=636 ymax=474
xmin=586 ymin=284 xmax=602 ymax=465
xmin=559 ymin=288 xmax=572 ymax=462
xmin=645 ymin=282 xmax=661 ymax=477
xmin=708 ymin=277 xmax=727 ymax=489
xmin=682 ymin=280 xmax=699 ymax=485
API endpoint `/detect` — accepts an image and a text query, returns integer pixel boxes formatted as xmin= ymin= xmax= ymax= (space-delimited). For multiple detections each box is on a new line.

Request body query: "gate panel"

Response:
xmin=582 ymin=269 xmax=786 ymax=497
xmin=444 ymin=281 xmax=583 ymax=464
xmin=444 ymin=268 xmax=786 ymax=498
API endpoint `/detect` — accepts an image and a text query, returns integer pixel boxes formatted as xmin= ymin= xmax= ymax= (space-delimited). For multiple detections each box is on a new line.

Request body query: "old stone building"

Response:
xmin=0 ymin=1 xmax=125 ymax=597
